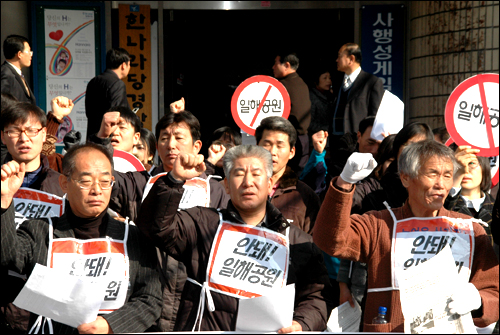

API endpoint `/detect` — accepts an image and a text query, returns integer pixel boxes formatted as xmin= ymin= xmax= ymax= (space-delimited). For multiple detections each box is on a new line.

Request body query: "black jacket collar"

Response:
xmin=222 ymin=200 xmax=289 ymax=232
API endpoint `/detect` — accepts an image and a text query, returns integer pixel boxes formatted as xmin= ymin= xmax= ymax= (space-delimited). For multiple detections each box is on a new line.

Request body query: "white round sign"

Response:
xmin=230 ymin=75 xmax=290 ymax=135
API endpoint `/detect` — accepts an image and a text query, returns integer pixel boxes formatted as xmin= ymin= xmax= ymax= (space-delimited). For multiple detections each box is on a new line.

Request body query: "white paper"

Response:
xmin=326 ymin=299 xmax=362 ymax=332
xmin=13 ymin=264 xmax=104 ymax=328
xmin=371 ymin=90 xmax=404 ymax=141
xmin=235 ymin=284 xmax=294 ymax=332
xmin=398 ymin=246 xmax=477 ymax=334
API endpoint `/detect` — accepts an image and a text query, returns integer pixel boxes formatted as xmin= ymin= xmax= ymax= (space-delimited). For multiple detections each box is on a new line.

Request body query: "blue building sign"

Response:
xmin=361 ymin=5 xmax=405 ymax=101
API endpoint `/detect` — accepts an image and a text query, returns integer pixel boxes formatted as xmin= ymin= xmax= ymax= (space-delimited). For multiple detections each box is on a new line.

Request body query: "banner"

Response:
xmin=361 ymin=5 xmax=405 ymax=101
xmin=119 ymin=4 xmax=152 ymax=131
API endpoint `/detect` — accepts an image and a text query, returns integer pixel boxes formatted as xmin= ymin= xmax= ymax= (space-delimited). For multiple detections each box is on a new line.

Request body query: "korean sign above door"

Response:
xmin=119 ymin=4 xmax=152 ymax=130
xmin=361 ymin=5 xmax=405 ymax=101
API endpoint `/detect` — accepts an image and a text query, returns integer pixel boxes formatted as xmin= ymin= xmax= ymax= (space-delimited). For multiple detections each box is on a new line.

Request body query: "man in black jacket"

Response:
xmin=137 ymin=145 xmax=330 ymax=332
xmin=1 ymin=102 xmax=62 ymax=196
xmin=1 ymin=143 xmax=161 ymax=334
xmin=85 ymin=48 xmax=131 ymax=140
xmin=1 ymin=101 xmax=64 ymax=334
xmin=1 ymin=35 xmax=36 ymax=105
xmin=331 ymin=43 xmax=384 ymax=143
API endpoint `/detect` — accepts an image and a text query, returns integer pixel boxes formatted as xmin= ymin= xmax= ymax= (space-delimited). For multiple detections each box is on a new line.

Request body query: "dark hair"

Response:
xmin=155 ymin=110 xmax=201 ymax=143
xmin=62 ymin=142 xmax=114 ymax=177
xmin=392 ymin=122 xmax=434 ymax=158
xmin=106 ymin=48 xmax=130 ymax=70
xmin=310 ymin=65 xmax=331 ymax=87
xmin=211 ymin=126 xmax=242 ymax=146
xmin=1 ymin=93 xmax=18 ymax=112
xmin=358 ymin=116 xmax=376 ymax=136
xmin=107 ymin=106 xmax=141 ymax=133
xmin=478 ymin=156 xmax=492 ymax=193
xmin=140 ymin=127 xmax=157 ymax=163
xmin=255 ymin=116 xmax=297 ymax=149
xmin=343 ymin=43 xmax=362 ymax=64
xmin=3 ymin=35 xmax=29 ymax=59
xmin=432 ymin=126 xmax=450 ymax=144
xmin=276 ymin=51 xmax=299 ymax=71
xmin=58 ymin=59 xmax=67 ymax=65
xmin=1 ymin=102 xmax=47 ymax=130
xmin=375 ymin=133 xmax=396 ymax=164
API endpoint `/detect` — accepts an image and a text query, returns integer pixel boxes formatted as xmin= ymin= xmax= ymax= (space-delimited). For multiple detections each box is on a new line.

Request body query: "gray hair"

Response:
xmin=398 ymin=140 xmax=459 ymax=179
xmin=223 ymin=145 xmax=273 ymax=180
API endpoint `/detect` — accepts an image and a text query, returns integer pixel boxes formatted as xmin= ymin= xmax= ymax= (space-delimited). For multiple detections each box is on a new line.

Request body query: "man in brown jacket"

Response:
xmin=255 ymin=116 xmax=320 ymax=235
xmin=314 ymin=140 xmax=499 ymax=332
xmin=273 ymin=52 xmax=311 ymax=176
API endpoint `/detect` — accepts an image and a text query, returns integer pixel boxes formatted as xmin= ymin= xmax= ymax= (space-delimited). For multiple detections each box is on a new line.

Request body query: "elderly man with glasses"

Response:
xmin=1 ymin=142 xmax=162 ymax=334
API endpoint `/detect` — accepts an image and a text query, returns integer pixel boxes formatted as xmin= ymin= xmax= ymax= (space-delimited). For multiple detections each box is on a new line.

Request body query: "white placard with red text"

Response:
xmin=141 ymin=172 xmax=210 ymax=209
xmin=13 ymin=188 xmax=65 ymax=229
xmin=207 ymin=221 xmax=289 ymax=299
xmin=392 ymin=216 xmax=474 ymax=289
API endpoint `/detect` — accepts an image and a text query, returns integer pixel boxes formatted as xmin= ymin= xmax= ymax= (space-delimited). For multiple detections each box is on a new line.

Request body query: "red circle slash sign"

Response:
xmin=445 ymin=73 xmax=499 ymax=157
xmin=230 ymin=75 xmax=291 ymax=136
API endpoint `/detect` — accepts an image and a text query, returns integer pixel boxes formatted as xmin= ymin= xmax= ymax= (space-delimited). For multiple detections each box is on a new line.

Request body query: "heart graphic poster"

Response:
xmin=44 ymin=9 xmax=96 ymax=141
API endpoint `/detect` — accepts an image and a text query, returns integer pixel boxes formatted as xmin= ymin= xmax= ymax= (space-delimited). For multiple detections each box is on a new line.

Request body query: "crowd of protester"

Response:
xmin=1 ymin=34 xmax=499 ymax=334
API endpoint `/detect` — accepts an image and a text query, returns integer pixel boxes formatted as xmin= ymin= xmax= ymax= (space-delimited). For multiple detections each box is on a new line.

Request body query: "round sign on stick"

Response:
xmin=444 ymin=73 xmax=499 ymax=157
xmin=230 ymin=75 xmax=291 ymax=136
xmin=113 ymin=149 xmax=145 ymax=173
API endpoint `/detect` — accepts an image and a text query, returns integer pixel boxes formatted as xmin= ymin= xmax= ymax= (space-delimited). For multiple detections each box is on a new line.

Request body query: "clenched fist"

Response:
xmin=170 ymin=153 xmax=206 ymax=181
xmin=1 ymin=161 xmax=25 ymax=209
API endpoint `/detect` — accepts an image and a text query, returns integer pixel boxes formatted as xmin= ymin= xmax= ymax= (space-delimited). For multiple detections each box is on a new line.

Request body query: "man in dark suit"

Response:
xmin=1 ymin=35 xmax=36 ymax=105
xmin=85 ymin=48 xmax=131 ymax=140
xmin=331 ymin=43 xmax=384 ymax=143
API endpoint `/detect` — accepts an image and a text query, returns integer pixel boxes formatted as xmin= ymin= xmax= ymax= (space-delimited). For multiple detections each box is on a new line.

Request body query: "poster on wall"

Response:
xmin=31 ymin=2 xmax=104 ymax=152
xmin=44 ymin=9 xmax=96 ymax=142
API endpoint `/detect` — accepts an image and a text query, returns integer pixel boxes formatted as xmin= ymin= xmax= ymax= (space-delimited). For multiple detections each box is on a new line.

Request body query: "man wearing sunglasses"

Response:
xmin=1 ymin=35 xmax=36 ymax=105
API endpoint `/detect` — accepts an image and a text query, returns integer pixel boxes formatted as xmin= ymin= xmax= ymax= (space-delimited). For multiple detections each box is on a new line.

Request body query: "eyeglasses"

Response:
xmin=70 ymin=178 xmax=115 ymax=190
xmin=468 ymin=161 xmax=479 ymax=170
xmin=4 ymin=127 xmax=43 ymax=138
xmin=22 ymin=50 xmax=33 ymax=56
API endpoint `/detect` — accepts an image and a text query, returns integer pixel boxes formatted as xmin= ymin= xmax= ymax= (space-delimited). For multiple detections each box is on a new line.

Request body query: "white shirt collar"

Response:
xmin=6 ymin=61 xmax=22 ymax=76
xmin=461 ymin=194 xmax=486 ymax=213
xmin=345 ymin=66 xmax=362 ymax=84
